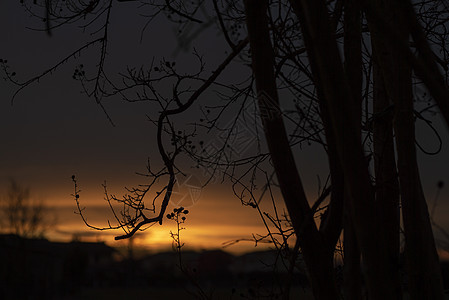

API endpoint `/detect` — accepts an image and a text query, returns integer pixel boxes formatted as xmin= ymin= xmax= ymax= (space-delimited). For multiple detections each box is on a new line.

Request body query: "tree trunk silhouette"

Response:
xmin=343 ymin=1 xmax=363 ymax=299
xmin=343 ymin=217 xmax=362 ymax=300
xmin=288 ymin=0 xmax=402 ymax=298
xmin=244 ymin=1 xmax=340 ymax=298
xmin=372 ymin=39 xmax=402 ymax=299
xmin=368 ymin=1 xmax=444 ymax=298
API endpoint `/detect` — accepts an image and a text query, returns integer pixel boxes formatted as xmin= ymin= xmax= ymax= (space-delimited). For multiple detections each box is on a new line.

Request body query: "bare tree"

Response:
xmin=3 ymin=0 xmax=449 ymax=299
xmin=0 ymin=179 xmax=52 ymax=238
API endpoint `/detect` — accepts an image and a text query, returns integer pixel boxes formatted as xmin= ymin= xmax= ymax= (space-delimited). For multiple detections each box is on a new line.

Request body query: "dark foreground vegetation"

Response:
xmin=1 ymin=234 xmax=449 ymax=299
xmin=0 ymin=234 xmax=308 ymax=299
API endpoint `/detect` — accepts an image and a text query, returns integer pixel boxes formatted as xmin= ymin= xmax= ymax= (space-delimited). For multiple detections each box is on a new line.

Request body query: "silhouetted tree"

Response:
xmin=0 ymin=179 xmax=52 ymax=238
xmin=3 ymin=1 xmax=449 ymax=299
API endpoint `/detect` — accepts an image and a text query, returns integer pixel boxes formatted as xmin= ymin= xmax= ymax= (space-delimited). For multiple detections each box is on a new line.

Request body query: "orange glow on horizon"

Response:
xmin=39 ymin=184 xmax=290 ymax=255
xmin=9 ymin=178 xmax=449 ymax=258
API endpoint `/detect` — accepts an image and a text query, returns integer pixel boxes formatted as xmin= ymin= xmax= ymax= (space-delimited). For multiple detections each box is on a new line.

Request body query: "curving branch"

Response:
xmin=164 ymin=0 xmax=203 ymax=23
xmin=113 ymin=38 xmax=249 ymax=240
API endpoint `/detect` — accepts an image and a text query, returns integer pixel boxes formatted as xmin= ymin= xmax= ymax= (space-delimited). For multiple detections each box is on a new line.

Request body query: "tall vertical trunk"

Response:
xmin=288 ymin=0 xmax=401 ymax=298
xmin=391 ymin=54 xmax=444 ymax=300
xmin=244 ymin=1 xmax=339 ymax=299
xmin=368 ymin=1 xmax=444 ymax=299
xmin=342 ymin=2 xmax=363 ymax=299
xmin=343 ymin=219 xmax=362 ymax=299
xmin=362 ymin=0 xmax=449 ymax=128
xmin=400 ymin=0 xmax=449 ymax=129
xmin=371 ymin=42 xmax=402 ymax=298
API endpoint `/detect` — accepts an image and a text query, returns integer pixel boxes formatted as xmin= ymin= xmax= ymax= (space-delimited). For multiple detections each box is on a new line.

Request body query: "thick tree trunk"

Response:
xmin=396 ymin=86 xmax=444 ymax=300
xmin=400 ymin=0 xmax=449 ymax=129
xmin=391 ymin=56 xmax=444 ymax=300
xmin=371 ymin=43 xmax=402 ymax=299
xmin=343 ymin=218 xmax=362 ymax=300
xmin=288 ymin=0 xmax=401 ymax=298
xmin=342 ymin=2 xmax=363 ymax=299
xmin=368 ymin=1 xmax=444 ymax=299
xmin=362 ymin=0 xmax=449 ymax=129
xmin=243 ymin=1 xmax=340 ymax=299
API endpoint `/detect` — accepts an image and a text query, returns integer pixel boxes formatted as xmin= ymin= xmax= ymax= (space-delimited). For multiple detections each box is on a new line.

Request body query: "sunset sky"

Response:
xmin=1 ymin=2 xmax=449 ymax=256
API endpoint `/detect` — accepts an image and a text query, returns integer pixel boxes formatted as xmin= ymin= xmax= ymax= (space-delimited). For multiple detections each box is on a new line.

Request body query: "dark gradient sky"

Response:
xmin=1 ymin=2 xmax=449 ymax=254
